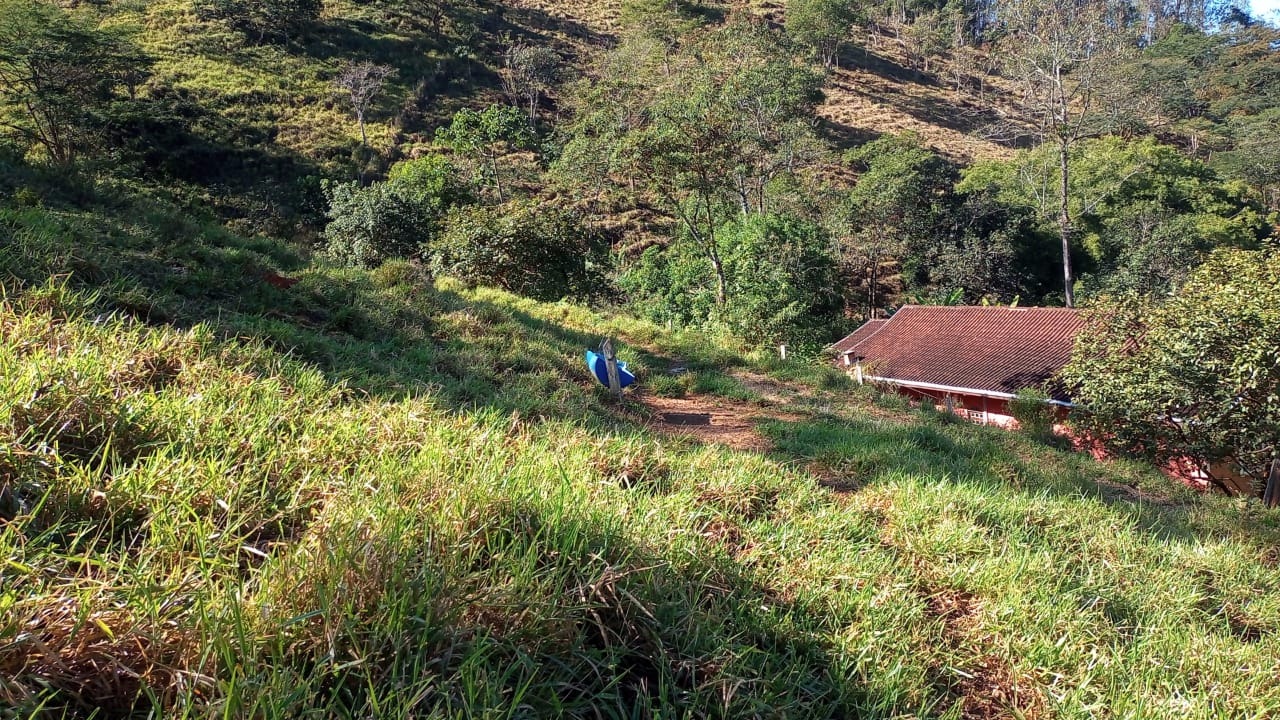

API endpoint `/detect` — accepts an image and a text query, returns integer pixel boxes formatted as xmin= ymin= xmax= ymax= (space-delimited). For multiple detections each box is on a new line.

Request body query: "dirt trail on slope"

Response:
xmin=636 ymin=371 xmax=808 ymax=452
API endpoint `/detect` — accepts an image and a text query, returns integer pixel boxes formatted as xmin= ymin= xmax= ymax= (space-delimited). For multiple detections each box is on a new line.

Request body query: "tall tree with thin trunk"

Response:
xmin=557 ymin=16 xmax=823 ymax=308
xmin=336 ymin=61 xmax=394 ymax=151
xmin=501 ymin=43 xmax=560 ymax=129
xmin=996 ymin=0 xmax=1134 ymax=307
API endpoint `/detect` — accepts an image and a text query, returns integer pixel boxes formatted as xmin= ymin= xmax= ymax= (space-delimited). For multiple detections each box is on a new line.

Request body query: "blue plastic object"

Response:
xmin=585 ymin=350 xmax=636 ymax=389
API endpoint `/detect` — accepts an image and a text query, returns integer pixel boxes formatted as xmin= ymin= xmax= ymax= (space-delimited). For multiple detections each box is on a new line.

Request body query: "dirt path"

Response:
xmin=637 ymin=390 xmax=803 ymax=453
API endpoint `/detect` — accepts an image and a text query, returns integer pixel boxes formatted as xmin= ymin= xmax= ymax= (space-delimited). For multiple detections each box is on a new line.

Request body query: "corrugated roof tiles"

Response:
xmin=830 ymin=306 xmax=1085 ymax=400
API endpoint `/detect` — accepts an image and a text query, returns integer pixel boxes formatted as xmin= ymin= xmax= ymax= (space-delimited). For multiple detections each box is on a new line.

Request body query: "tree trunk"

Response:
xmin=869 ymin=256 xmax=878 ymax=320
xmin=709 ymin=242 xmax=727 ymax=307
xmin=1264 ymin=456 xmax=1280 ymax=509
xmin=491 ymin=153 xmax=504 ymax=202
xmin=1058 ymin=140 xmax=1075 ymax=308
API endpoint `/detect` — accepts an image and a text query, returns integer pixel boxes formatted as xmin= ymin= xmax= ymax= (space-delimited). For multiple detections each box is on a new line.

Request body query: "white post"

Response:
xmin=778 ymin=344 xmax=787 ymax=360
xmin=854 ymin=360 xmax=864 ymax=385
xmin=601 ymin=338 xmax=623 ymax=402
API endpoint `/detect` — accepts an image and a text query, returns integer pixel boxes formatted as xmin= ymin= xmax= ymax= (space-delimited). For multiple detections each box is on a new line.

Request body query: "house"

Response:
xmin=830 ymin=305 xmax=1085 ymax=427
xmin=830 ymin=305 xmax=1257 ymax=495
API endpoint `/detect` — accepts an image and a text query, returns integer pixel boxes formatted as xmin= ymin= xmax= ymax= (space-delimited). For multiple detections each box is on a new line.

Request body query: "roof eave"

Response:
xmin=864 ymin=375 xmax=1076 ymax=408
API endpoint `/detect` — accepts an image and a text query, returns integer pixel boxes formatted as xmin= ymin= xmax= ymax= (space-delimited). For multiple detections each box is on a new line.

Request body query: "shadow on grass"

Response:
xmin=265 ymin=500 xmax=905 ymax=718
xmin=757 ymin=407 xmax=1280 ymax=549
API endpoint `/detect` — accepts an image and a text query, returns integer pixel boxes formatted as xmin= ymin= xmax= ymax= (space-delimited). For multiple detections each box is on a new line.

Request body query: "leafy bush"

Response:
xmin=387 ymin=154 xmax=471 ymax=206
xmin=622 ymin=214 xmax=842 ymax=354
xmin=433 ymin=201 xmax=610 ymax=301
xmin=321 ymin=156 xmax=468 ymax=269
xmin=1063 ymin=248 xmax=1280 ymax=496
xmin=1008 ymin=388 xmax=1056 ymax=440
xmin=320 ymin=181 xmax=435 ymax=268
xmin=786 ymin=0 xmax=858 ymax=67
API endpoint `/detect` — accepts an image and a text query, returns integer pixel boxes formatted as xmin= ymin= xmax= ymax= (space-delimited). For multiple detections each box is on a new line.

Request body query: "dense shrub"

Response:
xmin=433 ymin=201 xmax=610 ymax=301
xmin=321 ymin=155 xmax=469 ymax=269
xmin=622 ymin=214 xmax=844 ymax=353
xmin=1008 ymin=388 xmax=1056 ymax=440
xmin=320 ymin=181 xmax=435 ymax=268
xmin=1064 ymin=248 xmax=1280 ymax=496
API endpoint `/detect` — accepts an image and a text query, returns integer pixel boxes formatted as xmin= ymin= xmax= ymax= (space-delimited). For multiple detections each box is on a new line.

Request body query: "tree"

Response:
xmin=930 ymin=189 xmax=1050 ymax=305
xmin=0 ymin=0 xmax=149 ymax=165
xmin=903 ymin=5 xmax=959 ymax=74
xmin=959 ymin=136 xmax=1269 ymax=298
xmin=559 ymin=16 xmax=824 ymax=308
xmin=502 ymin=44 xmax=561 ymax=128
xmin=1216 ymin=109 xmax=1280 ymax=211
xmin=321 ymin=154 xmax=469 ymax=268
xmin=321 ymin=181 xmax=435 ymax=268
xmin=827 ymin=133 xmax=953 ymax=318
xmin=996 ymin=0 xmax=1137 ymax=307
xmin=786 ymin=0 xmax=858 ymax=68
xmin=436 ymin=104 xmax=533 ymax=202
xmin=618 ymin=0 xmax=701 ymax=51
xmin=620 ymin=214 xmax=843 ymax=350
xmin=335 ymin=61 xmax=394 ymax=150
xmin=1062 ymin=248 xmax=1280 ymax=498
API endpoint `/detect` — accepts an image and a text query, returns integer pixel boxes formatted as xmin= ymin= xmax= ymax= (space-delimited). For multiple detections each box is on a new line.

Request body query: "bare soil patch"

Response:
xmin=637 ymin=392 xmax=799 ymax=453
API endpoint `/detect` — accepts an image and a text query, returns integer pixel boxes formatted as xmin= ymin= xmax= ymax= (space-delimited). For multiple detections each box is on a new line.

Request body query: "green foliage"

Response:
xmin=902 ymin=5 xmax=959 ymax=72
xmin=1063 ymin=248 xmax=1280 ymax=493
xmin=0 ymin=0 xmax=149 ymax=164
xmin=1215 ymin=108 xmax=1280 ymax=209
xmin=623 ymin=214 xmax=843 ymax=351
xmin=387 ymin=153 xmax=472 ymax=206
xmin=560 ymin=17 xmax=824 ymax=307
xmin=786 ymin=0 xmax=859 ymax=67
xmin=321 ymin=155 xmax=470 ymax=268
xmin=320 ymin=181 xmax=435 ymax=268
xmin=718 ymin=214 xmax=843 ymax=352
xmin=1008 ymin=388 xmax=1056 ymax=440
xmin=960 ymin=136 xmax=1270 ymax=297
xmin=928 ymin=189 xmax=1056 ymax=305
xmin=436 ymin=104 xmax=534 ymax=201
xmin=434 ymin=200 xmax=609 ymax=300
xmin=194 ymin=0 xmax=322 ymax=43
xmin=618 ymin=0 xmax=703 ymax=48
xmin=830 ymin=133 xmax=954 ymax=316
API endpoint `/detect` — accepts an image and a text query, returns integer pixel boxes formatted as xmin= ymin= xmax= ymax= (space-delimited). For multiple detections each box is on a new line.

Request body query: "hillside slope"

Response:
xmin=96 ymin=0 xmax=1022 ymax=221
xmin=4 ymin=176 xmax=1280 ymax=718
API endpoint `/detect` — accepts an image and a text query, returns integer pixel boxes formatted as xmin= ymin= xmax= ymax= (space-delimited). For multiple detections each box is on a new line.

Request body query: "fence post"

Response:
xmin=1264 ymin=455 xmax=1280 ymax=509
xmin=600 ymin=338 xmax=623 ymax=402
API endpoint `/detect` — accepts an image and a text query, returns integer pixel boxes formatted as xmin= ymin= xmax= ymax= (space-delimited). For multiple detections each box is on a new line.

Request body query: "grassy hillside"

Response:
xmin=5 ymin=171 xmax=1280 ymax=718
xmin=83 ymin=0 xmax=1022 ymax=225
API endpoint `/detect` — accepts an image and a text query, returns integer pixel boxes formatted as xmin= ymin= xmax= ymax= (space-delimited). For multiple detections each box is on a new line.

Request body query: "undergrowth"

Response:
xmin=5 ymin=173 xmax=1280 ymax=719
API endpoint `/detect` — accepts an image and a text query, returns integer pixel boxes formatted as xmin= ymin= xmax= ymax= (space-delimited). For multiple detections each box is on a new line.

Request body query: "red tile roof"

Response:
xmin=831 ymin=306 xmax=1085 ymax=400
xmin=830 ymin=318 xmax=888 ymax=355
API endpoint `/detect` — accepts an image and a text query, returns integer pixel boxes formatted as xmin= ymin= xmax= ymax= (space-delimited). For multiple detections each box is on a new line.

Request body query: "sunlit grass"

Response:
xmin=5 ymin=156 xmax=1280 ymax=718
xmin=5 ymin=264 xmax=1280 ymax=718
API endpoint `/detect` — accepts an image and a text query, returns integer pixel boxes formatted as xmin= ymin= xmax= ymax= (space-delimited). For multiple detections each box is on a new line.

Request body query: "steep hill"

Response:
xmin=4 ymin=166 xmax=1280 ymax=718
xmin=95 ymin=0 xmax=1023 ymax=218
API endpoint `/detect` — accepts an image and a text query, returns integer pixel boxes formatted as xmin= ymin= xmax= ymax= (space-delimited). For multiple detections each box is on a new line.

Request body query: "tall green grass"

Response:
xmin=6 ymin=175 xmax=1280 ymax=718
xmin=5 ymin=272 xmax=1280 ymax=717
